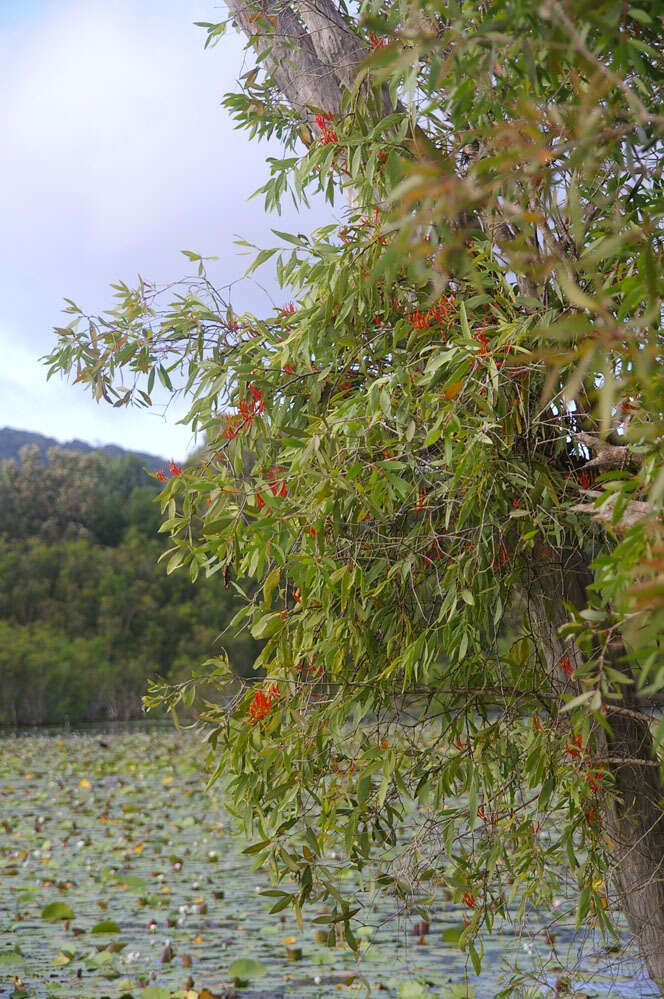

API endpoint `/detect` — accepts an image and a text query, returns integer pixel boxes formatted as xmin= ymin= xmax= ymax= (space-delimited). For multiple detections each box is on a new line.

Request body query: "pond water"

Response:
xmin=0 ymin=725 xmax=656 ymax=999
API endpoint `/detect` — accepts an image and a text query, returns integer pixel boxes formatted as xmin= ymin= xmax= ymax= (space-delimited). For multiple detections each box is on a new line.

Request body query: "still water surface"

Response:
xmin=0 ymin=724 xmax=656 ymax=998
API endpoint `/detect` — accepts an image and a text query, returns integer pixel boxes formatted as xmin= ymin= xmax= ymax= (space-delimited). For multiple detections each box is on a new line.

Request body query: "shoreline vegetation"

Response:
xmin=0 ymin=440 xmax=258 ymax=726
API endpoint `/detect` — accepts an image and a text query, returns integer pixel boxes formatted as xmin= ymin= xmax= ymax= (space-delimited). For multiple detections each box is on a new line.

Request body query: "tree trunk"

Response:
xmin=224 ymin=0 xmax=664 ymax=986
xmin=528 ymin=544 xmax=664 ymax=991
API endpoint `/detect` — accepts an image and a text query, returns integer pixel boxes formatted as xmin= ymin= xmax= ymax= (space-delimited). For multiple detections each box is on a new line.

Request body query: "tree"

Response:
xmin=45 ymin=0 xmax=664 ymax=991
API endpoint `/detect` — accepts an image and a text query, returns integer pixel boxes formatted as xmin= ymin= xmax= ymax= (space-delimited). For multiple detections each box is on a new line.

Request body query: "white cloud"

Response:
xmin=0 ymin=0 xmax=333 ymax=456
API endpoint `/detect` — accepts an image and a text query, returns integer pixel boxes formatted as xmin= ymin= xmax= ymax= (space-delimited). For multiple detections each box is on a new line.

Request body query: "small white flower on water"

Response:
xmin=177 ymin=917 xmax=186 ymax=926
xmin=521 ymin=942 xmax=532 ymax=955
xmin=76 ymin=840 xmax=85 ymax=849
xmin=33 ymin=850 xmax=41 ymax=857
xmin=192 ymin=881 xmax=201 ymax=889
xmin=156 ymin=873 xmax=164 ymax=881
xmin=329 ymin=852 xmax=337 ymax=859
xmin=314 ymin=976 xmax=322 ymax=985
xmin=553 ymin=898 xmax=561 ymax=909
xmin=255 ymin=886 xmax=261 ymax=893
xmin=167 ymin=840 xmax=173 ymax=846
xmin=173 ymin=861 xmax=182 ymax=871
xmin=125 ymin=951 xmax=140 ymax=964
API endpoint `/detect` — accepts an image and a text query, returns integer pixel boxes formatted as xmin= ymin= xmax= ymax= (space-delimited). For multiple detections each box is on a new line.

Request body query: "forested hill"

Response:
xmin=0 ymin=426 xmax=164 ymax=469
xmin=0 ymin=440 xmax=258 ymax=726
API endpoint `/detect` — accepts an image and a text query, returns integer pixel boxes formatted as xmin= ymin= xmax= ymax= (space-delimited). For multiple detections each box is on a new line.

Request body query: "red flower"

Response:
xmin=566 ymin=733 xmax=584 ymax=757
xmin=267 ymin=468 xmax=288 ymax=497
xmin=587 ymin=809 xmax=595 ymax=825
xmin=155 ymin=468 xmax=167 ymax=483
xmin=248 ymin=683 xmax=281 ymax=723
xmin=620 ymin=397 xmax=639 ymax=415
xmin=314 ymin=112 xmax=338 ymax=145
xmin=249 ymin=689 xmax=272 ymax=722
xmin=256 ymin=493 xmax=266 ymax=510
xmin=408 ymin=295 xmax=453 ymax=332
xmin=247 ymin=383 xmax=264 ymax=414
xmin=578 ymin=470 xmax=592 ymax=490
xmin=462 ymin=892 xmax=476 ymax=909
xmin=368 ymin=31 xmax=387 ymax=47
xmin=169 ymin=460 xmax=182 ymax=477
xmin=560 ymin=654 xmax=573 ymax=676
xmin=221 ymin=413 xmax=242 ymax=439
xmin=474 ymin=330 xmax=489 ymax=356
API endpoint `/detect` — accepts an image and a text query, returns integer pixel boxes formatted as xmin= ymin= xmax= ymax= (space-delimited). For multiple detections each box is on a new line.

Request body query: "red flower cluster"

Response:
xmin=155 ymin=461 xmax=183 ymax=482
xmin=578 ymin=469 xmax=593 ymax=490
xmin=220 ymin=413 xmax=242 ymax=439
xmin=620 ymin=397 xmax=639 ymax=416
xmin=409 ymin=295 xmax=455 ymax=331
xmin=566 ymin=733 xmax=584 ymax=757
xmin=462 ymin=892 xmax=476 ymax=909
xmin=314 ymin=112 xmax=338 ymax=145
xmin=587 ymin=769 xmax=603 ymax=794
xmin=297 ymin=660 xmax=323 ymax=677
xmin=267 ymin=468 xmax=288 ymax=498
xmin=368 ymin=31 xmax=387 ymax=47
xmin=255 ymin=468 xmax=288 ymax=515
xmin=560 ymin=654 xmax=573 ymax=676
xmin=220 ymin=385 xmax=264 ymax=440
xmin=248 ymin=683 xmax=280 ymax=723
xmin=474 ymin=329 xmax=489 ymax=355
xmin=282 ymin=302 xmax=295 ymax=316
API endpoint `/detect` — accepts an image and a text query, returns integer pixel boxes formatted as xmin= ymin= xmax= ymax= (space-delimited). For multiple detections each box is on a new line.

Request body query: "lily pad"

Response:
xmin=91 ymin=920 xmax=121 ymax=934
xmin=228 ymin=957 xmax=266 ymax=986
xmin=41 ymin=901 xmax=75 ymax=922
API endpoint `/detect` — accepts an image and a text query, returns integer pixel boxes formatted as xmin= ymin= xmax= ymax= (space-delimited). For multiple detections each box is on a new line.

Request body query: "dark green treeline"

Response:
xmin=0 ymin=445 xmax=257 ymax=725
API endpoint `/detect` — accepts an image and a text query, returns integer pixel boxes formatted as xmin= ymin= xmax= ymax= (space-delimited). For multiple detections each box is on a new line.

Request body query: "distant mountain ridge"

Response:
xmin=0 ymin=427 xmax=165 ymax=470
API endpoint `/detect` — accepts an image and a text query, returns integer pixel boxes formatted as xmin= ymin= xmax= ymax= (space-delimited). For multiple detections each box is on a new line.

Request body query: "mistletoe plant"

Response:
xmin=45 ymin=0 xmax=664 ymax=990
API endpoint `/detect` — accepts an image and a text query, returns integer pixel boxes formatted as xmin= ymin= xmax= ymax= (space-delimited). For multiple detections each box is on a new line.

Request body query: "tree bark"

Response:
xmin=528 ymin=544 xmax=664 ymax=991
xmin=224 ymin=0 xmax=664 ymax=987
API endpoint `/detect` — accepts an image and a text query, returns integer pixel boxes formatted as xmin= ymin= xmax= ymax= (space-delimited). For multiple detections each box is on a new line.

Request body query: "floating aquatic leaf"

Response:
xmin=41 ymin=901 xmax=75 ymax=922
xmin=398 ymin=981 xmax=430 ymax=999
xmin=228 ymin=957 xmax=266 ymax=985
xmin=91 ymin=921 xmax=121 ymax=934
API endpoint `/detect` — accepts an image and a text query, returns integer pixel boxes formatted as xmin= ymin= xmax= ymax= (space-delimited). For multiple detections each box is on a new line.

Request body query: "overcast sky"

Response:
xmin=0 ymin=0 xmax=330 ymax=459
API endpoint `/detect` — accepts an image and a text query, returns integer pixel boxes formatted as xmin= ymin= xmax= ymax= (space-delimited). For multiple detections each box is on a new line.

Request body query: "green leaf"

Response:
xmin=91 ymin=920 xmax=121 ymax=934
xmin=41 ymin=902 xmax=75 ymax=922
xmin=229 ymin=957 xmax=266 ymax=983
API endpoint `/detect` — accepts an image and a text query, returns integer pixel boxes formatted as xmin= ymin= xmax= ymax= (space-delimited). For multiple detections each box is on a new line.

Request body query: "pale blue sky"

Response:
xmin=0 ymin=0 xmax=329 ymax=458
